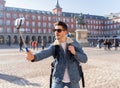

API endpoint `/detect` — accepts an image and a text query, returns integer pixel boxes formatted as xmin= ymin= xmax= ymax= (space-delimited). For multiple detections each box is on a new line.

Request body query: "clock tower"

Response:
xmin=53 ymin=0 xmax=62 ymax=16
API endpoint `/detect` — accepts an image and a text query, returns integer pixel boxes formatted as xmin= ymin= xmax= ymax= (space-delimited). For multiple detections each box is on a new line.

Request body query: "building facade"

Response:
xmin=0 ymin=0 xmax=120 ymax=46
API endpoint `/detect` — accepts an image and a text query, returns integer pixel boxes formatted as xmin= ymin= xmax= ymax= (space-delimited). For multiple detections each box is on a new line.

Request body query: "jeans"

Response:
xmin=52 ymin=81 xmax=80 ymax=88
xmin=19 ymin=46 xmax=23 ymax=52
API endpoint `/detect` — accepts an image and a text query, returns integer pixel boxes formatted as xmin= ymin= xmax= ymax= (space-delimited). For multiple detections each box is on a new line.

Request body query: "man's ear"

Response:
xmin=66 ymin=31 xmax=69 ymax=34
xmin=64 ymin=30 xmax=68 ymax=34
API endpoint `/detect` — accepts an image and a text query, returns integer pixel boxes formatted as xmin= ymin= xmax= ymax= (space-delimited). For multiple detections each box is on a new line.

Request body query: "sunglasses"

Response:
xmin=53 ymin=29 xmax=64 ymax=33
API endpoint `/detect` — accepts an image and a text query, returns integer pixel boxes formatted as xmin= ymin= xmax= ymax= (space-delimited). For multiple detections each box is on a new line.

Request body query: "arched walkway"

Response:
xmin=25 ymin=35 xmax=30 ymax=44
xmin=0 ymin=35 xmax=4 ymax=44
xmin=13 ymin=36 xmax=18 ymax=44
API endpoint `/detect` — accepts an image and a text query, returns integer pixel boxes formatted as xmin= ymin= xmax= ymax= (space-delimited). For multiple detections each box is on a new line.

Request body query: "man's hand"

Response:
xmin=68 ymin=45 xmax=76 ymax=55
xmin=25 ymin=51 xmax=35 ymax=61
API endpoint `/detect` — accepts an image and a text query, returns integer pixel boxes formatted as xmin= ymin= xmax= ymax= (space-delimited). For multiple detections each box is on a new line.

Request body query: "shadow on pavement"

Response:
xmin=0 ymin=73 xmax=40 ymax=87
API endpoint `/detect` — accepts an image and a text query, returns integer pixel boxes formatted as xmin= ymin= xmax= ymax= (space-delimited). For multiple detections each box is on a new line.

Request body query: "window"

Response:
xmin=38 ymin=29 xmax=41 ymax=33
xmin=32 ymin=22 xmax=35 ymax=27
xmin=25 ymin=14 xmax=30 ymax=20
xmin=48 ymin=29 xmax=51 ymax=33
xmin=110 ymin=25 xmax=112 ymax=29
xmin=6 ymin=20 xmax=10 ymax=26
xmin=19 ymin=14 xmax=24 ymax=18
xmin=12 ymin=14 xmax=17 ymax=18
xmin=0 ymin=12 xmax=3 ymax=18
xmin=43 ymin=22 xmax=46 ymax=28
xmin=114 ymin=24 xmax=116 ymax=29
xmin=32 ymin=29 xmax=35 ymax=33
xmin=0 ymin=20 xmax=3 ymax=26
xmin=26 ymin=21 xmax=29 ymax=27
xmin=43 ymin=16 xmax=46 ymax=21
xmin=48 ymin=23 xmax=51 ymax=28
xmin=6 ymin=13 xmax=11 ymax=18
xmin=86 ymin=25 xmax=89 ymax=29
xmin=43 ymin=29 xmax=46 ymax=33
xmin=66 ymin=18 xmax=69 ymax=22
xmin=38 ymin=22 xmax=41 ymax=27
xmin=58 ymin=17 xmax=61 ymax=21
xmin=0 ymin=5 xmax=3 ymax=10
xmin=71 ymin=24 xmax=74 ymax=29
xmin=7 ymin=27 xmax=11 ymax=33
xmin=13 ymin=27 xmax=17 ymax=33
xmin=32 ymin=15 xmax=36 ymax=20
xmin=63 ymin=18 xmax=66 ymax=22
xmin=38 ymin=16 xmax=41 ymax=20
xmin=71 ymin=18 xmax=74 ymax=22
xmin=48 ymin=17 xmax=51 ymax=21
xmin=58 ymin=11 xmax=61 ymax=16
xmin=26 ymin=28 xmax=31 ymax=33
xmin=0 ymin=27 xmax=3 ymax=33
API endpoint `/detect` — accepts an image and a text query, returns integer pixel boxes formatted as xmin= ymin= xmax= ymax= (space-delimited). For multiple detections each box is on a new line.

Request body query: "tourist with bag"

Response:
xmin=26 ymin=21 xmax=88 ymax=88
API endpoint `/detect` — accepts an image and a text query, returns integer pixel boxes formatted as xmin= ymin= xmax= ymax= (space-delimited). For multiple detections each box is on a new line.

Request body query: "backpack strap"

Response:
xmin=68 ymin=42 xmax=85 ymax=88
xmin=53 ymin=45 xmax=60 ymax=58
xmin=50 ymin=45 xmax=60 ymax=88
xmin=75 ymin=60 xmax=85 ymax=88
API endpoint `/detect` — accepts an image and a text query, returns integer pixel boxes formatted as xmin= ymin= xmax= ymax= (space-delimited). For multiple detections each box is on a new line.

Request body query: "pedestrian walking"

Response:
xmin=114 ymin=39 xmax=119 ymax=50
xmin=35 ymin=41 xmax=38 ymax=50
xmin=19 ymin=37 xmax=23 ymax=52
xmin=103 ymin=39 xmax=107 ymax=50
xmin=41 ymin=40 xmax=45 ymax=50
xmin=31 ymin=41 xmax=36 ymax=50
xmin=25 ymin=21 xmax=88 ymax=88
xmin=107 ymin=39 xmax=112 ymax=50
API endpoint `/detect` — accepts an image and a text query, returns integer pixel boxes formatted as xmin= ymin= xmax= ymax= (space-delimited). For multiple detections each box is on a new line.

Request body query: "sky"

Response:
xmin=5 ymin=0 xmax=120 ymax=16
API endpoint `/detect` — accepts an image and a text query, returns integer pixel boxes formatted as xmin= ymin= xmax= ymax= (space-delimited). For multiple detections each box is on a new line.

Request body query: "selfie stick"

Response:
xmin=15 ymin=18 xmax=29 ymax=52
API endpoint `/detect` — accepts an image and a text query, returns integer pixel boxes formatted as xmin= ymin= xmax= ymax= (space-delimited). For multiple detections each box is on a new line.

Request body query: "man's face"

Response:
xmin=54 ymin=25 xmax=67 ymax=40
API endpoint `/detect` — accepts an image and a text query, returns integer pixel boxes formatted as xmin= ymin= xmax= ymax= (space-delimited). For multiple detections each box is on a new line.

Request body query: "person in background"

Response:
xmin=114 ymin=39 xmax=119 ymax=50
xmin=19 ymin=37 xmax=23 ymax=52
xmin=41 ymin=40 xmax=45 ymax=50
xmin=35 ymin=41 xmax=38 ymax=50
xmin=25 ymin=21 xmax=88 ymax=88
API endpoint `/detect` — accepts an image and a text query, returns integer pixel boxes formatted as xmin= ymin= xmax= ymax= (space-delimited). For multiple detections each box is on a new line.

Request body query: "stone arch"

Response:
xmin=43 ymin=36 xmax=47 ymax=46
xmin=0 ymin=35 xmax=4 ymax=44
xmin=38 ymin=36 xmax=42 ymax=43
xmin=25 ymin=35 xmax=30 ymax=44
xmin=48 ymin=36 xmax=52 ymax=43
xmin=43 ymin=36 xmax=47 ymax=42
xmin=6 ymin=35 xmax=11 ymax=46
xmin=13 ymin=35 xmax=18 ymax=44
xmin=32 ymin=36 xmax=36 ymax=41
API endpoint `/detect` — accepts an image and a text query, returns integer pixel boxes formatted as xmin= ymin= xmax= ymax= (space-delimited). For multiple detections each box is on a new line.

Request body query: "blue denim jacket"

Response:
xmin=34 ymin=37 xmax=88 ymax=83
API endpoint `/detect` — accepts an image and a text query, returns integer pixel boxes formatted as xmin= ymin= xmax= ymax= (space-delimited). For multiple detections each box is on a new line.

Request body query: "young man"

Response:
xmin=26 ymin=21 xmax=88 ymax=88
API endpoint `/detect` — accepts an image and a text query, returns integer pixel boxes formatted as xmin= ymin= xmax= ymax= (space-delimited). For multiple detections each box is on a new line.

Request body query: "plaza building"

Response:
xmin=0 ymin=0 xmax=120 ymax=46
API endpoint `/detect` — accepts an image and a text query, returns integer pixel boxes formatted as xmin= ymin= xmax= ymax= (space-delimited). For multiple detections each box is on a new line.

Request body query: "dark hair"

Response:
xmin=54 ymin=21 xmax=68 ymax=30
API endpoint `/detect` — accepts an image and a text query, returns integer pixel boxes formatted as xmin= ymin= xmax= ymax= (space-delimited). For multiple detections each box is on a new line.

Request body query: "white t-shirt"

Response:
xmin=61 ymin=42 xmax=71 ymax=83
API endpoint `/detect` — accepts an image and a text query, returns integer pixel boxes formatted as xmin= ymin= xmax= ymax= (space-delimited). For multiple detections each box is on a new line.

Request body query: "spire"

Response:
xmin=56 ymin=0 xmax=61 ymax=8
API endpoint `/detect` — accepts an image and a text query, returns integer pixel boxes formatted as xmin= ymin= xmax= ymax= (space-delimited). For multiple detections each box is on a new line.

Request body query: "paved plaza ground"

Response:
xmin=0 ymin=46 xmax=120 ymax=88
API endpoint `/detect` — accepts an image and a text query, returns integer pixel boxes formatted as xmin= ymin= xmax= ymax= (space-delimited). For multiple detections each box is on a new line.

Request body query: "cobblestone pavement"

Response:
xmin=0 ymin=47 xmax=120 ymax=88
